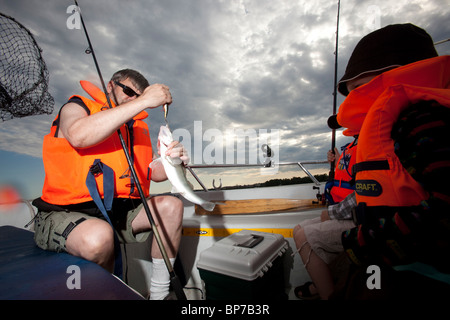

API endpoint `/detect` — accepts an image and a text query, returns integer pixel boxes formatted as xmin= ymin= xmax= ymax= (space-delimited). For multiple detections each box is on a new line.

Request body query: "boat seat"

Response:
xmin=0 ymin=225 xmax=144 ymax=300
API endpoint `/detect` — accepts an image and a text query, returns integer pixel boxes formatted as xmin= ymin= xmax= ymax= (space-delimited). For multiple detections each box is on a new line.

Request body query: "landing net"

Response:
xmin=0 ymin=12 xmax=54 ymax=121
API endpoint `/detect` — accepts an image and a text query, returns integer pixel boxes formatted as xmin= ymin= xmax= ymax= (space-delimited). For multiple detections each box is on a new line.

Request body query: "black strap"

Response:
xmin=53 ymin=97 xmax=90 ymax=137
xmin=353 ymin=160 xmax=390 ymax=175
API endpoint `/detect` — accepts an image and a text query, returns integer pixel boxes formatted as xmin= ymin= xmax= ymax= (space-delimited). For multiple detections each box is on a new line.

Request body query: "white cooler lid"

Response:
xmin=197 ymin=229 xmax=288 ymax=281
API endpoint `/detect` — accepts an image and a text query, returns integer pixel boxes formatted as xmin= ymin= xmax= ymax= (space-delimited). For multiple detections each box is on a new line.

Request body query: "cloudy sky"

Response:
xmin=1 ymin=0 xmax=449 ymax=200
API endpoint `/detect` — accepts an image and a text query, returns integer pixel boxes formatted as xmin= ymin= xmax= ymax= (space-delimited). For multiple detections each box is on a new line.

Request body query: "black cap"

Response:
xmin=338 ymin=23 xmax=438 ymax=96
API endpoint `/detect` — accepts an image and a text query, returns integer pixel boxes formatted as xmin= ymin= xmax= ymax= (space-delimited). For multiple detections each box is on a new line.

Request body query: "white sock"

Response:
xmin=149 ymin=258 xmax=175 ymax=300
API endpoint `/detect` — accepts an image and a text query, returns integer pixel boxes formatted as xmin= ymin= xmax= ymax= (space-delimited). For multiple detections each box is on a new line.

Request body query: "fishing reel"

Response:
xmin=312 ymin=186 xmax=326 ymax=205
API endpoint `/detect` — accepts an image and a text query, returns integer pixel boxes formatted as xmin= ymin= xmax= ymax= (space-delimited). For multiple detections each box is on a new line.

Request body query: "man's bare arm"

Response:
xmin=59 ymin=84 xmax=171 ymax=148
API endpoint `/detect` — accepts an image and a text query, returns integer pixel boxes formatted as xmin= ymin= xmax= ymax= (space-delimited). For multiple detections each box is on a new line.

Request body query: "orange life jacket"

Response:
xmin=337 ymin=56 xmax=450 ymax=137
xmin=41 ymin=81 xmax=153 ymax=205
xmin=338 ymin=56 xmax=450 ymax=207
xmin=325 ymin=138 xmax=358 ymax=204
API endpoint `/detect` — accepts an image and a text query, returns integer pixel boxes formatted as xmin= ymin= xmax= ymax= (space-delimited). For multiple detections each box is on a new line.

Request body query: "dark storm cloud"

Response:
xmin=0 ymin=0 xmax=448 ymax=167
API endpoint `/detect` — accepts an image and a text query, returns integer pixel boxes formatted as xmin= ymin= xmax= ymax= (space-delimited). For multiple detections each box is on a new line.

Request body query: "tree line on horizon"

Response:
xmin=215 ymin=173 xmax=329 ymax=190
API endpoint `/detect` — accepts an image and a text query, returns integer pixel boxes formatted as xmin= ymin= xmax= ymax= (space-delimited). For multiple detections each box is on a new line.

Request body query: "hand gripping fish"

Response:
xmin=158 ymin=125 xmax=215 ymax=212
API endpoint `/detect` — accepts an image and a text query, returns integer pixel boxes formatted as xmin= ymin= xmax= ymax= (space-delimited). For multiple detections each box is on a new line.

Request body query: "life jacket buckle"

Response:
xmin=89 ymin=162 xmax=103 ymax=176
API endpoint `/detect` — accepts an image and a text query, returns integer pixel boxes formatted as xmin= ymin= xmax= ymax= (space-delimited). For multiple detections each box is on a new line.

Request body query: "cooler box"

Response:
xmin=197 ymin=229 xmax=288 ymax=300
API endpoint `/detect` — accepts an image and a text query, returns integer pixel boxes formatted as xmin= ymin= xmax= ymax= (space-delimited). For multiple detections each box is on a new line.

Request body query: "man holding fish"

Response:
xmin=33 ymin=69 xmax=187 ymax=300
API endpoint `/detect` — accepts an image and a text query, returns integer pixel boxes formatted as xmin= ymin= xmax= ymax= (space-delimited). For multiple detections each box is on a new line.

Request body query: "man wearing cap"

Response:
xmin=335 ymin=23 xmax=450 ymax=297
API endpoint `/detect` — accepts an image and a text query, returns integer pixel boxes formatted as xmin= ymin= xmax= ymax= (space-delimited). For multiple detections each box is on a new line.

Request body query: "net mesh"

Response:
xmin=0 ymin=12 xmax=54 ymax=121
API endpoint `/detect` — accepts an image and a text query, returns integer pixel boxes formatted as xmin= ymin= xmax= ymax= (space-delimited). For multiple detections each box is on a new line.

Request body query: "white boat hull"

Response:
xmin=177 ymin=183 xmax=322 ymax=299
xmin=0 ymin=183 xmax=323 ymax=300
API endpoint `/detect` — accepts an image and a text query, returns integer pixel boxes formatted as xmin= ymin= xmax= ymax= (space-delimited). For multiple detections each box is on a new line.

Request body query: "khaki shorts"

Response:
xmin=34 ymin=202 xmax=151 ymax=253
xmin=300 ymin=217 xmax=355 ymax=264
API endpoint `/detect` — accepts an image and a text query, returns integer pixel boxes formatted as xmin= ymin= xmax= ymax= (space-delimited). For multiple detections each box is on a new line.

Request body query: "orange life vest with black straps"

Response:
xmin=338 ymin=55 xmax=450 ymax=207
xmin=41 ymin=81 xmax=153 ymax=205
xmin=325 ymin=137 xmax=358 ymax=204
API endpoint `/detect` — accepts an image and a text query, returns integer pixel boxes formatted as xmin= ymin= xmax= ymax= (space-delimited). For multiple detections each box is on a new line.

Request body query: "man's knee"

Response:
xmin=151 ymin=196 xmax=183 ymax=222
xmin=67 ymin=220 xmax=114 ymax=260
xmin=84 ymin=228 xmax=114 ymax=255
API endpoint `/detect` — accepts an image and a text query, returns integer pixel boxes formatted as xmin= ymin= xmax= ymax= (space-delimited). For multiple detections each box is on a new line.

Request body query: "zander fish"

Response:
xmin=158 ymin=125 xmax=215 ymax=212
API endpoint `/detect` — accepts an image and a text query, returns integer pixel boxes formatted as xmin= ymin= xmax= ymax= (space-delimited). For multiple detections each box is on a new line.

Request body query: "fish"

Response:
xmin=158 ymin=125 xmax=215 ymax=212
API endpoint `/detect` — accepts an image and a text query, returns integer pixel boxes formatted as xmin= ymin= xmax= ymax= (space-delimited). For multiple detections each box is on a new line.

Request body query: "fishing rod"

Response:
xmin=329 ymin=0 xmax=340 ymax=180
xmin=73 ymin=0 xmax=186 ymax=300
xmin=434 ymin=38 xmax=450 ymax=46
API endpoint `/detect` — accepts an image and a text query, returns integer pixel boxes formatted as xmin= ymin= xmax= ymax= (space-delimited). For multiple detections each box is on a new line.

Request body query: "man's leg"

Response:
xmin=66 ymin=219 xmax=115 ymax=272
xmin=131 ymin=195 xmax=184 ymax=299
xmin=34 ymin=210 xmax=115 ymax=272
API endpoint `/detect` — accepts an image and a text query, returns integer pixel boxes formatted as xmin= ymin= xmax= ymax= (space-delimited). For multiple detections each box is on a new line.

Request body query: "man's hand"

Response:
xmin=166 ymin=141 xmax=190 ymax=165
xmin=139 ymin=84 xmax=172 ymax=109
xmin=158 ymin=139 xmax=190 ymax=165
xmin=151 ymin=141 xmax=189 ymax=182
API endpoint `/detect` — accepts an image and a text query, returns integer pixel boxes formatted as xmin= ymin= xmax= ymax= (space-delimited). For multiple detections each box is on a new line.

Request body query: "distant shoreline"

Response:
xmin=200 ymin=173 xmax=329 ymax=191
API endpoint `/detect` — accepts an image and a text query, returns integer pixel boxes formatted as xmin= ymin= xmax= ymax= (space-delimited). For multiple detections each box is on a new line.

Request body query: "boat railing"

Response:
xmin=185 ymin=160 xmax=328 ymax=192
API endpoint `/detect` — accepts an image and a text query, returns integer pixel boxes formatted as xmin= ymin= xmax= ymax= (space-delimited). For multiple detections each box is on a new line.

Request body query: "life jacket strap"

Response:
xmin=85 ymin=159 xmax=123 ymax=279
xmin=324 ymin=179 xmax=355 ymax=205
xmin=352 ymin=160 xmax=390 ymax=175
